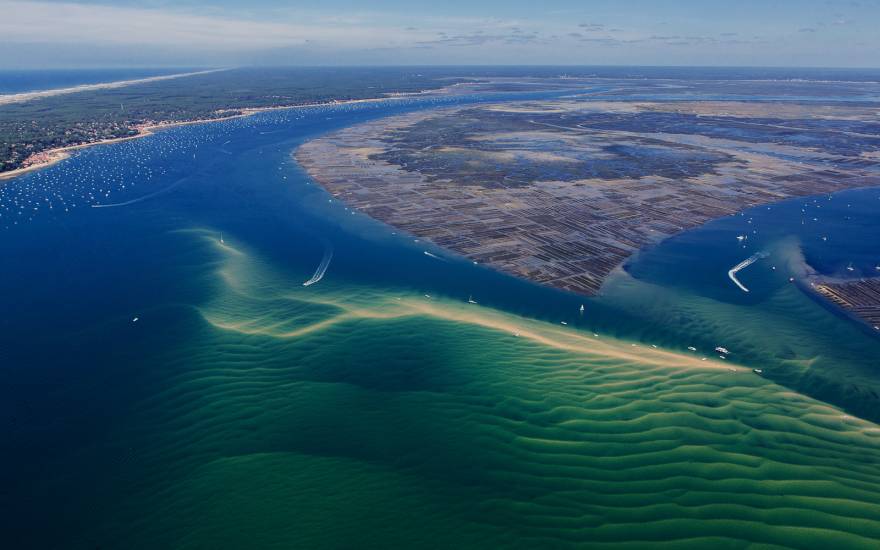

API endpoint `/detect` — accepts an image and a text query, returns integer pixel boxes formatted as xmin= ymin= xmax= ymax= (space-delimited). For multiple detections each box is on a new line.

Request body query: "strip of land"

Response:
xmin=0 ymin=116 xmax=227 ymax=181
xmin=0 ymin=67 xmax=473 ymax=176
xmin=0 ymin=93 xmax=460 ymax=182
xmin=814 ymin=279 xmax=880 ymax=331
xmin=0 ymin=69 xmax=224 ymax=106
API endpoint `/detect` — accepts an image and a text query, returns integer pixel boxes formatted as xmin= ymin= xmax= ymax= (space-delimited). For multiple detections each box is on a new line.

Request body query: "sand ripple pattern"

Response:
xmin=85 ymin=230 xmax=880 ymax=549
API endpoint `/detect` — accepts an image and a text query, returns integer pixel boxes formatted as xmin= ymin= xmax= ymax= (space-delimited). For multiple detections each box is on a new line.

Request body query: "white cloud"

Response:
xmin=0 ymin=1 xmax=420 ymax=50
xmin=1 ymin=1 xmax=876 ymax=67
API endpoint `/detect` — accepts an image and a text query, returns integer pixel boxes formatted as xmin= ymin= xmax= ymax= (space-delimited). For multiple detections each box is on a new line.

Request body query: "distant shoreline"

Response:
xmin=805 ymin=275 xmax=880 ymax=334
xmin=0 ymin=90 xmax=443 ymax=182
xmin=0 ymin=69 xmax=224 ymax=106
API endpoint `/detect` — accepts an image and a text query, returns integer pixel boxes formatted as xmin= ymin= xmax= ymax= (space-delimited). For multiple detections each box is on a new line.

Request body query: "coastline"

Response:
xmin=0 ymin=69 xmax=224 ymax=106
xmin=0 ymin=114 xmax=249 ymax=181
xmin=806 ymin=275 xmax=880 ymax=333
xmin=0 ymin=90 xmax=442 ymax=183
xmin=0 ymin=150 xmax=72 ymax=180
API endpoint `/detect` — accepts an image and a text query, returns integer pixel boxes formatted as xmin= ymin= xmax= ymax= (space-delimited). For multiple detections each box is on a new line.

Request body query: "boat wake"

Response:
xmin=423 ymin=250 xmax=447 ymax=261
xmin=728 ymin=251 xmax=769 ymax=293
xmin=303 ymin=242 xmax=333 ymax=286
xmin=91 ymin=177 xmax=187 ymax=208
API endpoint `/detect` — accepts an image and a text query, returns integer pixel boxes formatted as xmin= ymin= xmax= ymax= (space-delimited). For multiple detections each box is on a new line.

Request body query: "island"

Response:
xmin=297 ymin=85 xmax=880 ymax=296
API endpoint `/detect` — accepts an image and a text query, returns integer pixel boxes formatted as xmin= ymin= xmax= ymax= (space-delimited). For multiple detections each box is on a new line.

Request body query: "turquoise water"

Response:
xmin=1 ymin=85 xmax=880 ymax=547
xmin=613 ymin=187 xmax=880 ymax=421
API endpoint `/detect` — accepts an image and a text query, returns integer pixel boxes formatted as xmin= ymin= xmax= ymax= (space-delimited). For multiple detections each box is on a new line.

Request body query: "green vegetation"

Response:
xmin=0 ymin=67 xmax=465 ymax=173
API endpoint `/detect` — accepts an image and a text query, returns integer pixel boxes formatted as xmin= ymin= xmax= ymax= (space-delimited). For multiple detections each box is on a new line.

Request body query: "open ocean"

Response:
xmin=1 ymin=69 xmax=879 ymax=548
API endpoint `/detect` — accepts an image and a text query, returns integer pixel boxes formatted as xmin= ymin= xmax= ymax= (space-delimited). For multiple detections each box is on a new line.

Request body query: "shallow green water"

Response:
xmin=14 ymin=232 xmax=879 ymax=548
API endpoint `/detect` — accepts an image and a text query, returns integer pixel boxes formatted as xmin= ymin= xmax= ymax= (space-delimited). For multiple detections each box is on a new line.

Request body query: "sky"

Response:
xmin=1 ymin=0 xmax=878 ymax=68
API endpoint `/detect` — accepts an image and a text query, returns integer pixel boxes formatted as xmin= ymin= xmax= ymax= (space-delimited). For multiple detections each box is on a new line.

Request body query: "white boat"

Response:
xmin=687 ymin=346 xmax=697 ymax=351
xmin=579 ymin=304 xmax=585 ymax=313
xmin=715 ymin=346 xmax=730 ymax=355
xmin=303 ymin=245 xmax=333 ymax=287
xmin=846 ymin=262 xmax=855 ymax=272
xmin=467 ymin=295 xmax=477 ymax=304
xmin=560 ymin=321 xmax=568 ymax=325
xmin=753 ymin=369 xmax=763 ymax=374
xmin=424 ymin=251 xmax=443 ymax=260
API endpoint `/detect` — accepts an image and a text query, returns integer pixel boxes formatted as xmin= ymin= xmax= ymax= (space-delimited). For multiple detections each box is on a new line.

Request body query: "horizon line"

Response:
xmin=3 ymin=63 xmax=880 ymax=71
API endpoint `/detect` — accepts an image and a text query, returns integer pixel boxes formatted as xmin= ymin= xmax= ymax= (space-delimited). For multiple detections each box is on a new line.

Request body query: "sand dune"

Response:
xmin=0 ymin=68 xmax=224 ymax=106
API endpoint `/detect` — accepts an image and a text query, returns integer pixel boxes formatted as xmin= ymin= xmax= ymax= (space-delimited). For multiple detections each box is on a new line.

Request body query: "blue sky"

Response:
xmin=2 ymin=0 xmax=878 ymax=68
